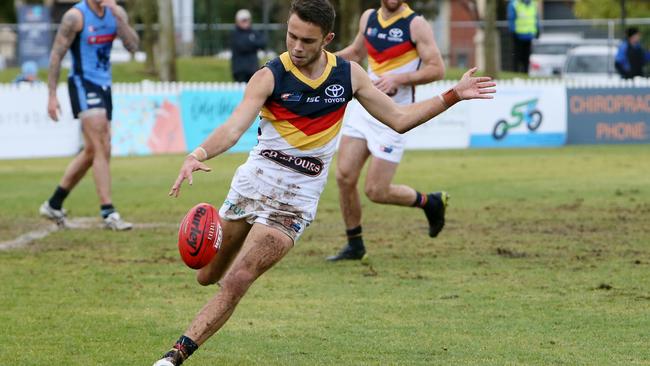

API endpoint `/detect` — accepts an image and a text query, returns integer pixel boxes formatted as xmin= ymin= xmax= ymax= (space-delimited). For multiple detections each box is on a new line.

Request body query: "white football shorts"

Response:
xmin=341 ymin=100 xmax=406 ymax=163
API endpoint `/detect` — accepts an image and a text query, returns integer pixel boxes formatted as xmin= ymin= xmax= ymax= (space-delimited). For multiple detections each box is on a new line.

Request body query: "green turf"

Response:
xmin=0 ymin=57 xmax=526 ymax=83
xmin=1 ymin=145 xmax=649 ymax=365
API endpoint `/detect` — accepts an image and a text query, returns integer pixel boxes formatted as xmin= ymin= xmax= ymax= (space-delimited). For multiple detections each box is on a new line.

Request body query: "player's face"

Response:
xmin=381 ymin=0 xmax=404 ymax=12
xmin=286 ymin=13 xmax=334 ymax=67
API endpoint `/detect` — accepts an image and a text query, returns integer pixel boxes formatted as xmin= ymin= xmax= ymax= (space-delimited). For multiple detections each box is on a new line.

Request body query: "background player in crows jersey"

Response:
xmin=41 ymin=0 xmax=139 ymax=230
xmin=153 ymin=0 xmax=494 ymax=364
xmin=328 ymin=0 xmax=448 ymax=261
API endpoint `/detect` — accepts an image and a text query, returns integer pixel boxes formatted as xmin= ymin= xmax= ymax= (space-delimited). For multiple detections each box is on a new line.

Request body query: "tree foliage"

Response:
xmin=574 ymin=0 xmax=650 ymax=19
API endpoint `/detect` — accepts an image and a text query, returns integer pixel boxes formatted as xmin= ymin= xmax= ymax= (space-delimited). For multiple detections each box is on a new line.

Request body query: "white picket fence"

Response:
xmin=1 ymin=78 xmax=648 ymax=159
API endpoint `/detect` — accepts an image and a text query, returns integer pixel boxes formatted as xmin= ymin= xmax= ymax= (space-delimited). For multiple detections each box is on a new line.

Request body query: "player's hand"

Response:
xmin=453 ymin=67 xmax=496 ymax=101
xmin=169 ymin=155 xmax=212 ymax=198
xmin=373 ymin=74 xmax=400 ymax=96
xmin=99 ymin=0 xmax=118 ymax=10
xmin=47 ymin=95 xmax=61 ymax=122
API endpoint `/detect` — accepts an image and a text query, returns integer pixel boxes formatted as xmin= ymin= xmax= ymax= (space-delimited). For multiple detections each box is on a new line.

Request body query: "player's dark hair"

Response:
xmin=289 ymin=0 xmax=336 ymax=35
xmin=626 ymin=27 xmax=640 ymax=39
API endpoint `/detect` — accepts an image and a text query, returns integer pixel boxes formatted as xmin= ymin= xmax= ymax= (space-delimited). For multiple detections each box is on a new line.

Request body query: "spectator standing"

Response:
xmin=507 ymin=0 xmax=539 ymax=74
xmin=615 ymin=27 xmax=650 ymax=79
xmin=230 ymin=9 xmax=267 ymax=83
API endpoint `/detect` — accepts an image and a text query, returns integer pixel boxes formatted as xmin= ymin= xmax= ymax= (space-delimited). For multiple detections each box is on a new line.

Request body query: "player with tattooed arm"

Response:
xmin=40 ymin=0 xmax=139 ymax=230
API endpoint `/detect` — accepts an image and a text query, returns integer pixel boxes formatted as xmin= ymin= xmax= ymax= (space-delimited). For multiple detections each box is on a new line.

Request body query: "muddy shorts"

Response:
xmin=218 ymin=168 xmax=314 ymax=243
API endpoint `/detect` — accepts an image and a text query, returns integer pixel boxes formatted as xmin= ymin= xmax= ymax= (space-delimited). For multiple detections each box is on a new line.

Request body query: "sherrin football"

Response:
xmin=178 ymin=203 xmax=223 ymax=269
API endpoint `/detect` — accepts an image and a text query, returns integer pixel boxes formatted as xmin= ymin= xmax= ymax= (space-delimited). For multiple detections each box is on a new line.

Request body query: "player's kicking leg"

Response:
xmin=153 ymin=223 xmax=294 ymax=366
xmin=195 ymin=218 xmax=252 ymax=286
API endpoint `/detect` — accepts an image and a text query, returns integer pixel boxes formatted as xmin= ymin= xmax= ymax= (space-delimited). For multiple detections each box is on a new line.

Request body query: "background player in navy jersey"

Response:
xmin=328 ymin=0 xmax=448 ymax=262
xmin=41 ymin=0 xmax=139 ymax=230
xmin=153 ymin=0 xmax=494 ymax=364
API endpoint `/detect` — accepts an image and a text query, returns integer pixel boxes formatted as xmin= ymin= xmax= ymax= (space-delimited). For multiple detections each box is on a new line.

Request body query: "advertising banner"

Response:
xmin=566 ymin=88 xmax=650 ymax=144
xmin=0 ymin=85 xmax=79 ymax=159
xmin=469 ymin=85 xmax=567 ymax=148
xmin=17 ymin=5 xmax=52 ymax=68
xmin=404 ymin=83 xmax=470 ymax=149
xmin=111 ymin=94 xmax=185 ymax=156
xmin=180 ymin=90 xmax=258 ymax=153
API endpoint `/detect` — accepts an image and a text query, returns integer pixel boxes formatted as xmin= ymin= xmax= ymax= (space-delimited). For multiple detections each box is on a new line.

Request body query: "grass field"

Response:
xmin=1 ymin=145 xmax=649 ymax=365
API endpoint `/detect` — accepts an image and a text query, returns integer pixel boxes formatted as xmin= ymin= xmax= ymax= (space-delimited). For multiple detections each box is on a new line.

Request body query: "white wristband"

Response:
xmin=189 ymin=146 xmax=208 ymax=161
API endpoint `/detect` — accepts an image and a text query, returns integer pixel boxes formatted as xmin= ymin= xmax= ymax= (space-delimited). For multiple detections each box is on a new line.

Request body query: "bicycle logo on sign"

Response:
xmin=492 ymin=98 xmax=543 ymax=140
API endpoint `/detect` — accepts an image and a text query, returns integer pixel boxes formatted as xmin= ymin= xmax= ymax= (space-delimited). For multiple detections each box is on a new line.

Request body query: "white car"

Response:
xmin=562 ymin=45 xmax=620 ymax=80
xmin=528 ymin=33 xmax=583 ymax=77
xmin=110 ymin=39 xmax=146 ymax=63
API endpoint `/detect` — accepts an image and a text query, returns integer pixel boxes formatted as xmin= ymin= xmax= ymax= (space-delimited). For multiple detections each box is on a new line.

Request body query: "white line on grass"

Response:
xmin=0 ymin=218 xmax=177 ymax=251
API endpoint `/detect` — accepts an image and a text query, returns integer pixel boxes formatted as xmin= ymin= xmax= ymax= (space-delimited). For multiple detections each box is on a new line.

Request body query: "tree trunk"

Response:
xmin=158 ymin=0 xmax=176 ymax=81
xmin=141 ymin=0 xmax=157 ymax=75
xmin=337 ymin=0 xmax=360 ymax=49
xmin=484 ymin=0 xmax=498 ymax=78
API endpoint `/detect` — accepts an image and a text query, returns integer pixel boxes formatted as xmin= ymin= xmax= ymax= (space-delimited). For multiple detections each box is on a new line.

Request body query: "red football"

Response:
xmin=178 ymin=203 xmax=222 ymax=269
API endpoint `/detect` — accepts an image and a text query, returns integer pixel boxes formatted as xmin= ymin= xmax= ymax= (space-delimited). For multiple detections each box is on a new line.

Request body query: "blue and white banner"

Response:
xmin=0 ymin=84 xmax=78 ymax=159
xmin=180 ymin=90 xmax=258 ymax=153
xmin=469 ymin=84 xmax=567 ymax=148
xmin=17 ymin=5 xmax=52 ymax=68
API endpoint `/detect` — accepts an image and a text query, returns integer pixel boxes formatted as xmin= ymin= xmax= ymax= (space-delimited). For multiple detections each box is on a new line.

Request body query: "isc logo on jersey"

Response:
xmin=388 ymin=28 xmax=404 ymax=42
xmin=324 ymin=84 xmax=345 ymax=103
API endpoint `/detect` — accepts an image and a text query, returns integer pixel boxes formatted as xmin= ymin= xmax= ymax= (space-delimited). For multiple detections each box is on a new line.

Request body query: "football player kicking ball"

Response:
xmin=153 ymin=0 xmax=495 ymax=364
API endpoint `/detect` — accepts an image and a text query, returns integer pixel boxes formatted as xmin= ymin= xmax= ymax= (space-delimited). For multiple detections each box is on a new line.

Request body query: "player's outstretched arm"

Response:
xmin=335 ymin=9 xmax=371 ymax=63
xmin=103 ymin=1 xmax=140 ymax=53
xmin=47 ymin=8 xmax=82 ymax=121
xmin=169 ymin=68 xmax=274 ymax=197
xmin=352 ymin=63 xmax=495 ymax=133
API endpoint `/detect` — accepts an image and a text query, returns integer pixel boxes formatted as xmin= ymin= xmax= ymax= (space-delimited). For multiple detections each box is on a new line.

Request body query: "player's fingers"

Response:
xmin=197 ymin=165 xmax=212 ymax=172
xmin=463 ymin=67 xmax=478 ymax=78
xmin=188 ymin=173 xmax=193 ymax=186
xmin=479 ymin=88 xmax=496 ymax=94
xmin=169 ymin=175 xmax=185 ymax=196
xmin=477 ymin=81 xmax=496 ymax=88
xmin=475 ymin=76 xmax=492 ymax=83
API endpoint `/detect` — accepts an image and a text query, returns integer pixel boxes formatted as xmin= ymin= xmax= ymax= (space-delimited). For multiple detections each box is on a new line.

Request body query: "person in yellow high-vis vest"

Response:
xmin=507 ymin=0 xmax=540 ymax=73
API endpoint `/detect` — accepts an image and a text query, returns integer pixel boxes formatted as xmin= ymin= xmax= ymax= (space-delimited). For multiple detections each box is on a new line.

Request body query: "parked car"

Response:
xmin=110 ymin=39 xmax=146 ymax=63
xmin=562 ymin=45 xmax=620 ymax=80
xmin=528 ymin=33 xmax=583 ymax=77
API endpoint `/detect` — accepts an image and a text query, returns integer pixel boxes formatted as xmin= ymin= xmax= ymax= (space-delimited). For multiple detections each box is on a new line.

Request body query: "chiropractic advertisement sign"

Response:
xmin=468 ymin=84 xmax=567 ymax=148
xmin=566 ymin=88 xmax=650 ymax=144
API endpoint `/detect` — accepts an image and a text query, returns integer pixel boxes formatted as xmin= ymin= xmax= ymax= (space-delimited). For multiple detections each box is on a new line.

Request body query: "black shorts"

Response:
xmin=68 ymin=76 xmax=113 ymax=120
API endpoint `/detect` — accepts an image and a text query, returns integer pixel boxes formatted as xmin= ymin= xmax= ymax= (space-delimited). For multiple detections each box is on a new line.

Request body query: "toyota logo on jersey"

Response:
xmin=323 ymin=84 xmax=346 ymax=103
xmin=389 ymin=28 xmax=403 ymax=38
xmin=388 ymin=28 xmax=404 ymax=42
xmin=325 ymin=84 xmax=345 ymax=98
